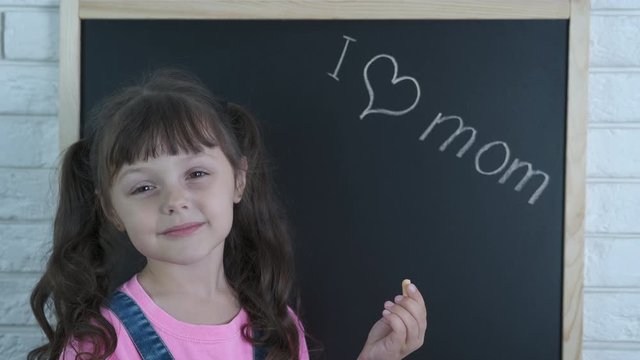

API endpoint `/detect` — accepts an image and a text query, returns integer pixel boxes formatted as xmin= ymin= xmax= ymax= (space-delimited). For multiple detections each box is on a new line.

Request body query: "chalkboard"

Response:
xmin=80 ymin=19 xmax=568 ymax=359
xmin=73 ymin=14 xmax=583 ymax=360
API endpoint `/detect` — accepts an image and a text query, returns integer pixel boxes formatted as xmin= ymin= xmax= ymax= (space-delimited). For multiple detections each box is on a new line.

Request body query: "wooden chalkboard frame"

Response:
xmin=58 ymin=1 xmax=589 ymax=359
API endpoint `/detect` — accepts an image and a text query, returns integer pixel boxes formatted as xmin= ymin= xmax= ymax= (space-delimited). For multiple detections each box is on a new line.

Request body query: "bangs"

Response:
xmin=106 ymin=93 xmax=223 ymax=176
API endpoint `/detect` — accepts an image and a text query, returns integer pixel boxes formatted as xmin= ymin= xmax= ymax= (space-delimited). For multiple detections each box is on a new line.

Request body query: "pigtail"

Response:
xmin=29 ymin=139 xmax=117 ymax=360
xmin=223 ymin=102 xmax=304 ymax=360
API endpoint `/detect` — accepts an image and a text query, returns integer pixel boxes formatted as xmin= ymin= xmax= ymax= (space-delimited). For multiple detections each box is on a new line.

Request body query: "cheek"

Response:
xmin=199 ymin=189 xmax=236 ymax=229
xmin=114 ymin=200 xmax=156 ymax=234
xmin=198 ymin=180 xmax=237 ymax=205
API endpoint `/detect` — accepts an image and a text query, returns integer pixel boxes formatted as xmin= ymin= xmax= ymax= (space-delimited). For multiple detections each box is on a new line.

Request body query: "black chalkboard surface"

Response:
xmin=82 ymin=20 xmax=568 ymax=360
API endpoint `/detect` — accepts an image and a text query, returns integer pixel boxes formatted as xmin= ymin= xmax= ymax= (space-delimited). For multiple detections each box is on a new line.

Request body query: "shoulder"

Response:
xmin=59 ymin=277 xmax=150 ymax=359
xmin=59 ymin=305 xmax=124 ymax=360
xmin=286 ymin=306 xmax=310 ymax=360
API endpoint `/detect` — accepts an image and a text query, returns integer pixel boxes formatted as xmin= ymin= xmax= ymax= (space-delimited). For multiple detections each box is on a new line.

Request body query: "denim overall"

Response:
xmin=108 ymin=291 xmax=268 ymax=360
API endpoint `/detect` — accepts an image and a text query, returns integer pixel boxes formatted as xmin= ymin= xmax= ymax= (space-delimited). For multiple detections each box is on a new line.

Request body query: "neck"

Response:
xmin=137 ymin=249 xmax=234 ymax=301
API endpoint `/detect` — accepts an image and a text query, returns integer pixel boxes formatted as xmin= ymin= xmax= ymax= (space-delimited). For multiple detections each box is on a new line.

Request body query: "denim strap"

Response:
xmin=107 ymin=291 xmax=174 ymax=360
xmin=252 ymin=329 xmax=268 ymax=360
xmin=107 ymin=290 xmax=269 ymax=360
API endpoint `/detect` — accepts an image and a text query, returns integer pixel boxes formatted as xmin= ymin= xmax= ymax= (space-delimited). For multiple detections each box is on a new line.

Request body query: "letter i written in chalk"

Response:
xmin=328 ymin=35 xmax=357 ymax=81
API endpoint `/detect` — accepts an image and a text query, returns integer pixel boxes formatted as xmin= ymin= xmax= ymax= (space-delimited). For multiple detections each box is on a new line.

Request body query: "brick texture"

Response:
xmin=0 ymin=116 xmax=59 ymax=167
xmin=589 ymin=72 xmax=640 ymax=123
xmin=0 ymin=64 xmax=58 ymax=115
xmin=0 ymin=0 xmax=58 ymax=5
xmin=584 ymin=292 xmax=640 ymax=342
xmin=584 ymin=349 xmax=640 ymax=360
xmin=586 ymin=182 xmax=640 ymax=233
xmin=0 ymin=168 xmax=57 ymax=221
xmin=0 ymin=275 xmax=41 ymax=325
xmin=587 ymin=128 xmax=640 ymax=177
xmin=4 ymin=11 xmax=59 ymax=61
xmin=0 ymin=222 xmax=52 ymax=272
xmin=592 ymin=0 xmax=640 ymax=9
xmin=0 ymin=331 xmax=46 ymax=359
xmin=591 ymin=16 xmax=640 ymax=67
xmin=586 ymin=236 xmax=640 ymax=287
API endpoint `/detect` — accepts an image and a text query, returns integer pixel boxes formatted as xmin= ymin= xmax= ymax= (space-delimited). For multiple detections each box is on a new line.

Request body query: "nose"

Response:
xmin=161 ymin=183 xmax=190 ymax=215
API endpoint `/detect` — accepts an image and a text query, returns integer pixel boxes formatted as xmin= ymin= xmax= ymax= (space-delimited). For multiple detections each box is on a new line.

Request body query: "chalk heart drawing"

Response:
xmin=359 ymin=54 xmax=421 ymax=120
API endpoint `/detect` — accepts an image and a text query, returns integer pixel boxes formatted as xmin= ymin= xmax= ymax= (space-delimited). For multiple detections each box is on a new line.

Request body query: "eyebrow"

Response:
xmin=116 ymin=152 xmax=216 ymax=181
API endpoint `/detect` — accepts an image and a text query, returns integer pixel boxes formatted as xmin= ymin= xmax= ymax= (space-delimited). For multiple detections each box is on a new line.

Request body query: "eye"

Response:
xmin=131 ymin=185 xmax=154 ymax=195
xmin=188 ymin=170 xmax=209 ymax=179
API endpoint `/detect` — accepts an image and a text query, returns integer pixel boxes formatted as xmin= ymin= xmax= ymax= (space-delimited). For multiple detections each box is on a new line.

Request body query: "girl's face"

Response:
xmin=109 ymin=146 xmax=246 ymax=266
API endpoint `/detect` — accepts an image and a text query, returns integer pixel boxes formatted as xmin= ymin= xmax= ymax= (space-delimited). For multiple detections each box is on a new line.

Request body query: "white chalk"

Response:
xmin=402 ymin=279 xmax=412 ymax=296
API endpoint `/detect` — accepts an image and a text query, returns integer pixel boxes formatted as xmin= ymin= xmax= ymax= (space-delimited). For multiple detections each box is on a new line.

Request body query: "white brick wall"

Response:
xmin=0 ymin=1 xmax=638 ymax=359
xmin=589 ymin=73 xmax=640 ymax=123
xmin=0 ymin=1 xmax=58 ymax=6
xmin=592 ymin=0 xmax=640 ymax=9
xmin=588 ymin=128 xmax=640 ymax=177
xmin=0 ymin=116 xmax=59 ymax=168
xmin=0 ymin=223 xmax=51 ymax=273
xmin=585 ymin=1 xmax=640 ymax=359
xmin=586 ymin=236 xmax=640 ymax=287
xmin=4 ymin=11 xmax=59 ymax=61
xmin=0 ymin=65 xmax=58 ymax=114
xmin=0 ymin=1 xmax=59 ymax=356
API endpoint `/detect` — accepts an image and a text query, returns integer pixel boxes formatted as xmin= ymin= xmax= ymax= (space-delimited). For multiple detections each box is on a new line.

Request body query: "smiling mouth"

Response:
xmin=161 ymin=223 xmax=205 ymax=237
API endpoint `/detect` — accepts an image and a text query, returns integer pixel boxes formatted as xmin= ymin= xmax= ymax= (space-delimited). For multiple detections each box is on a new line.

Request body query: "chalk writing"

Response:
xmin=419 ymin=113 xmax=549 ymax=205
xmin=328 ymin=35 xmax=550 ymax=205
xmin=327 ymin=35 xmax=357 ymax=81
xmin=360 ymin=54 xmax=421 ymax=120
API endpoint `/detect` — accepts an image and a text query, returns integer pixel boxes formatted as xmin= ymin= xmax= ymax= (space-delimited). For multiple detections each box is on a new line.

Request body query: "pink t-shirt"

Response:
xmin=61 ymin=274 xmax=309 ymax=360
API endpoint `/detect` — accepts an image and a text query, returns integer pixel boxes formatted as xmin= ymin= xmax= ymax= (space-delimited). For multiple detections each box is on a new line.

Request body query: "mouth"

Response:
xmin=160 ymin=222 xmax=206 ymax=237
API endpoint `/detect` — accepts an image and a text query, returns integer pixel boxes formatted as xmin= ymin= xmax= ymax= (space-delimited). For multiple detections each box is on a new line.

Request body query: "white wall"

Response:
xmin=585 ymin=1 xmax=640 ymax=359
xmin=0 ymin=0 xmax=59 ymax=358
xmin=0 ymin=0 xmax=637 ymax=359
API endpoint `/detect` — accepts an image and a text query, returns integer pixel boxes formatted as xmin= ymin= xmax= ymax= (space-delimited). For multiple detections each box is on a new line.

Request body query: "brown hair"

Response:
xmin=29 ymin=68 xmax=303 ymax=360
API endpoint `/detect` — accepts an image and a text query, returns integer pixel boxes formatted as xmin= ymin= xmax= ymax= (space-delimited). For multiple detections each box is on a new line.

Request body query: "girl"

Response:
xmin=28 ymin=68 xmax=427 ymax=360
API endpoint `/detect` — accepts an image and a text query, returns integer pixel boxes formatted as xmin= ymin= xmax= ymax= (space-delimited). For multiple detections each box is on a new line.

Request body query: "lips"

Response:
xmin=160 ymin=222 xmax=205 ymax=237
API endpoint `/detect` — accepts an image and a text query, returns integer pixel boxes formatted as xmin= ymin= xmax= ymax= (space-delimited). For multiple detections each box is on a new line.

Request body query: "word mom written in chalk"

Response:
xmin=327 ymin=35 xmax=550 ymax=205
xmin=419 ymin=113 xmax=549 ymax=205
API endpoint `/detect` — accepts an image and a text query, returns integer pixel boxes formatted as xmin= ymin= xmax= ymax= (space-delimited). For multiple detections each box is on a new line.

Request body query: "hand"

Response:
xmin=357 ymin=283 xmax=427 ymax=360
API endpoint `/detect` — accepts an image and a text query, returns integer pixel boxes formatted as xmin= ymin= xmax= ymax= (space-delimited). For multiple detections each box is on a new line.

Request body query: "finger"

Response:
xmin=389 ymin=297 xmax=422 ymax=347
xmin=404 ymin=283 xmax=428 ymax=333
xmin=395 ymin=292 xmax=428 ymax=339
xmin=382 ymin=307 xmax=408 ymax=347
xmin=406 ymin=283 xmax=427 ymax=312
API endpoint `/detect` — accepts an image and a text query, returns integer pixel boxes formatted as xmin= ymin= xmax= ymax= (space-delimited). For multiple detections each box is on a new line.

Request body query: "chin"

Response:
xmin=164 ymin=242 xmax=226 ymax=265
